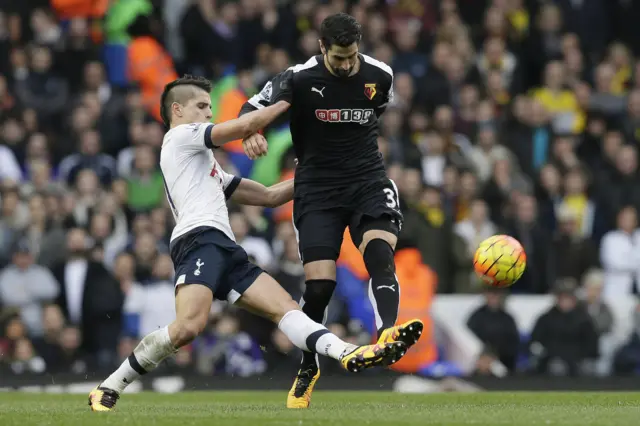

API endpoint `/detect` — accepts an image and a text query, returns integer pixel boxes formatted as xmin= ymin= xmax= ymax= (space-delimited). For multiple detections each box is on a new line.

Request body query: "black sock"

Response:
xmin=363 ymin=239 xmax=400 ymax=338
xmin=299 ymin=279 xmax=336 ymax=369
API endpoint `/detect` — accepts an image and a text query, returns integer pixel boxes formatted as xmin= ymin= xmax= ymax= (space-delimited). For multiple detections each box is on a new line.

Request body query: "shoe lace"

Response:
xmin=293 ymin=367 xmax=316 ymax=398
xmin=98 ymin=388 xmax=120 ymax=408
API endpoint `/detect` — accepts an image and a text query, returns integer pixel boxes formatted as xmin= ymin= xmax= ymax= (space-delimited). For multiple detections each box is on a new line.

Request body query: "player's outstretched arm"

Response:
xmin=230 ymin=178 xmax=294 ymax=208
xmin=209 ymin=100 xmax=290 ymax=147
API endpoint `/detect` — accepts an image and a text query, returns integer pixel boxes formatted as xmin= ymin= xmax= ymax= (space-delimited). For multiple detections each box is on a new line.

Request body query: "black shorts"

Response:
xmin=293 ymin=178 xmax=403 ymax=264
xmin=170 ymin=226 xmax=263 ymax=302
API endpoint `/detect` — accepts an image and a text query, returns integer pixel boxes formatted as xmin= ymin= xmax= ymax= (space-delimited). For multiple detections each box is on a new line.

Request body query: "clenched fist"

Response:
xmin=243 ymin=133 xmax=268 ymax=159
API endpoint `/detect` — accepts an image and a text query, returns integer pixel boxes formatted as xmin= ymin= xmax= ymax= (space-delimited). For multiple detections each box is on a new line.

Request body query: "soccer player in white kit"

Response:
xmin=89 ymin=75 xmax=408 ymax=411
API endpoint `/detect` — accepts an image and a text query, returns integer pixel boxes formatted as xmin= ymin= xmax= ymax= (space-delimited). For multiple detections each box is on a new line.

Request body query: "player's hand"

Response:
xmin=243 ymin=133 xmax=268 ymax=159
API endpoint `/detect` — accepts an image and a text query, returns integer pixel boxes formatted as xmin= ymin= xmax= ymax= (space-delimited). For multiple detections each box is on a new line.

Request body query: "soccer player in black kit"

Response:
xmin=239 ymin=13 xmax=423 ymax=408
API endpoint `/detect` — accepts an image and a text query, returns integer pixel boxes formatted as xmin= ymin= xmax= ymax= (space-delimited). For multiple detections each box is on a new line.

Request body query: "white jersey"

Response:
xmin=160 ymin=123 xmax=240 ymax=243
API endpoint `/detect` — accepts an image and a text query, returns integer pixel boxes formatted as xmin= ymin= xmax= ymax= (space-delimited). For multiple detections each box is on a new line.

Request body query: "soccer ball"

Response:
xmin=473 ymin=235 xmax=526 ymax=287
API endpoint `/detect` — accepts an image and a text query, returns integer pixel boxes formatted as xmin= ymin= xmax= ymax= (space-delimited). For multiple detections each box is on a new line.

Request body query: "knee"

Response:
xmin=171 ymin=316 xmax=207 ymax=347
xmin=359 ymin=230 xmax=397 ymax=253
xmin=303 ymin=279 xmax=336 ymax=306
xmin=362 ymin=238 xmax=396 ymax=273
xmin=303 ymin=259 xmax=337 ymax=281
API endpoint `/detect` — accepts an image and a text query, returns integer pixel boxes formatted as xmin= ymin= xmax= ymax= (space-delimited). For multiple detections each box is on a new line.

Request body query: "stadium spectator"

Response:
xmin=580 ymin=269 xmax=613 ymax=338
xmin=454 ymin=199 xmax=497 ymax=289
xmin=0 ymin=238 xmax=59 ymax=336
xmin=600 ymin=206 xmax=640 ymax=298
xmin=612 ymin=298 xmax=640 ymax=375
xmin=390 ymin=247 xmax=438 ymax=375
xmin=467 ymin=288 xmax=520 ymax=372
xmin=122 ymin=253 xmax=175 ymax=339
xmin=51 ymin=228 xmax=123 ymax=367
xmin=551 ymin=205 xmax=599 ymax=284
xmin=529 ymin=279 xmax=599 ymax=376
xmin=502 ymin=194 xmax=553 ymax=294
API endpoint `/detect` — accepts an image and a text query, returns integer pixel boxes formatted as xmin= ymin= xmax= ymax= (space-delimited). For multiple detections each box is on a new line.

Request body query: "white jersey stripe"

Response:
xmin=361 ymin=53 xmax=393 ymax=77
xmin=289 ymin=56 xmax=319 ymax=73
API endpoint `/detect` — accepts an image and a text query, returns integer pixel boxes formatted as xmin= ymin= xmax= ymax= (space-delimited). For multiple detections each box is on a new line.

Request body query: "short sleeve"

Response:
xmin=172 ymin=123 xmax=215 ymax=151
xmin=247 ymin=80 xmax=273 ymax=110
xmin=247 ymin=69 xmax=294 ymax=110
xmin=379 ymin=71 xmax=394 ymax=110
xmin=384 ymin=80 xmax=395 ymax=107
xmin=219 ymin=166 xmax=242 ymax=199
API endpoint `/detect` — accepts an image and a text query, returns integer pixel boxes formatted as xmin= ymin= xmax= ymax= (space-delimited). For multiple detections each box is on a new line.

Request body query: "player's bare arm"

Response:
xmin=210 ymin=100 xmax=290 ymax=147
xmin=230 ymin=178 xmax=294 ymax=208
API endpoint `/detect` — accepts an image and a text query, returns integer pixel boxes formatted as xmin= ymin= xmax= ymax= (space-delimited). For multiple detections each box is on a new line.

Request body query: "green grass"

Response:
xmin=0 ymin=391 xmax=639 ymax=425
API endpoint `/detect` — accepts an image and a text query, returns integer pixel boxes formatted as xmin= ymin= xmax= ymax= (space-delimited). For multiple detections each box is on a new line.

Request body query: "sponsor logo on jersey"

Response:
xmin=315 ymin=109 xmax=374 ymax=124
xmin=364 ymin=83 xmax=377 ymax=100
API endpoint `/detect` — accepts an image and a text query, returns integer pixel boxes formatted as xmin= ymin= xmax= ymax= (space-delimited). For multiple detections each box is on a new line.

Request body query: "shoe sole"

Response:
xmin=345 ymin=342 xmax=407 ymax=373
xmin=396 ymin=320 xmax=424 ymax=347
xmin=384 ymin=320 xmax=424 ymax=367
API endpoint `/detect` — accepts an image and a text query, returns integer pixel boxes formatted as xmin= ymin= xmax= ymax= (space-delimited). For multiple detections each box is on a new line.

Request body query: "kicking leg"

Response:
xmin=359 ymin=229 xmax=401 ymax=336
xmin=236 ymin=272 xmax=351 ymax=360
xmin=235 ymin=272 xmax=407 ymax=406
xmin=89 ymin=284 xmax=212 ymax=411
xmin=358 ymin=227 xmax=423 ymax=363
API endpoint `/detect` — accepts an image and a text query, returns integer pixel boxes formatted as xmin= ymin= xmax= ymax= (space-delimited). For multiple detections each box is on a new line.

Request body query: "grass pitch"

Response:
xmin=0 ymin=391 xmax=639 ymax=425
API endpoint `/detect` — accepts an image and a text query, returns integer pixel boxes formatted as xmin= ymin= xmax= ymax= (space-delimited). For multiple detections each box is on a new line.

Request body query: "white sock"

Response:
xmin=316 ymin=333 xmax=355 ymax=359
xmin=101 ymin=326 xmax=175 ymax=394
xmin=278 ymin=310 xmax=356 ymax=360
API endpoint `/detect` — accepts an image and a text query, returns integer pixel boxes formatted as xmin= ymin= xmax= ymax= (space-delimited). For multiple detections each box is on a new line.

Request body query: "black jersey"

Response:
xmin=240 ymin=54 xmax=394 ymax=191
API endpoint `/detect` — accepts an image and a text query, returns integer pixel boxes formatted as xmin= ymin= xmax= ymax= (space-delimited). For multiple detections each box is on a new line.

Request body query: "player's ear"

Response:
xmin=319 ymin=40 xmax=326 ymax=55
xmin=172 ymin=102 xmax=182 ymax=118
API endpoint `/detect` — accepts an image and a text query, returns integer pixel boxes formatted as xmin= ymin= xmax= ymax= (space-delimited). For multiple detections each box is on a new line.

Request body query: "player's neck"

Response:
xmin=169 ymin=119 xmax=203 ymax=129
xmin=323 ymin=54 xmax=361 ymax=78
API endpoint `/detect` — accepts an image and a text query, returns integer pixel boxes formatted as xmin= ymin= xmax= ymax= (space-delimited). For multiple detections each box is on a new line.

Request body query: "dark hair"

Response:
xmin=160 ymin=75 xmax=212 ymax=127
xmin=320 ymin=13 xmax=362 ymax=50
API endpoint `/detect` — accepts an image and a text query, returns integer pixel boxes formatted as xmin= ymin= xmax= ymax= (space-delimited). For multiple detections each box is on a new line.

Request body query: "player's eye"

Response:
xmin=336 ymin=55 xmax=356 ymax=64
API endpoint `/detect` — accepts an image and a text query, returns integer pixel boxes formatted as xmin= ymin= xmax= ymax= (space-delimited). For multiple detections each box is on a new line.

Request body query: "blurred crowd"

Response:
xmin=4 ymin=0 xmax=640 ymax=378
